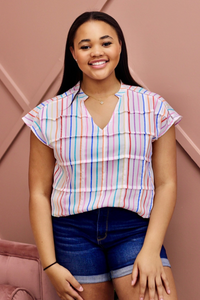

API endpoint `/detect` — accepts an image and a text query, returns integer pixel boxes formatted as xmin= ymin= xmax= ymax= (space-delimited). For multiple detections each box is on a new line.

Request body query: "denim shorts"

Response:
xmin=52 ymin=207 xmax=170 ymax=284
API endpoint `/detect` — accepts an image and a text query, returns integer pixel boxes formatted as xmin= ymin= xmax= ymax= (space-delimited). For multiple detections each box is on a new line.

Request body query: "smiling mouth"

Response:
xmin=89 ymin=60 xmax=108 ymax=66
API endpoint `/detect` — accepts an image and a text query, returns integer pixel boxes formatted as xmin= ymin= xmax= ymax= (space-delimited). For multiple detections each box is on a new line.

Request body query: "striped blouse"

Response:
xmin=23 ymin=82 xmax=182 ymax=218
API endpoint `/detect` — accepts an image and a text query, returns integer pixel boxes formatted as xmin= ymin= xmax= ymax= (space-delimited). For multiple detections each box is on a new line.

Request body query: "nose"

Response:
xmin=90 ymin=45 xmax=104 ymax=57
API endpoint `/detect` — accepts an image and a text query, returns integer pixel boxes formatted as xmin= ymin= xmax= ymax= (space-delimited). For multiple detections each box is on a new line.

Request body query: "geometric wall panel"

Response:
xmin=0 ymin=80 xmax=23 ymax=145
xmin=0 ymin=60 xmax=62 ymax=160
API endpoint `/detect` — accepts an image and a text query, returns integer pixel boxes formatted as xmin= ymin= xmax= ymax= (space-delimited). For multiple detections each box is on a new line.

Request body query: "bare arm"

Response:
xmin=29 ymin=131 xmax=56 ymax=267
xmin=131 ymin=125 xmax=177 ymax=300
xmin=29 ymin=132 xmax=83 ymax=300
xmin=143 ymin=125 xmax=177 ymax=254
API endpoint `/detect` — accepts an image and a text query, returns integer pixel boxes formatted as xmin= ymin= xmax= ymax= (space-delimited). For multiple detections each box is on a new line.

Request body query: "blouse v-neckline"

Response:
xmin=79 ymin=82 xmax=125 ymax=131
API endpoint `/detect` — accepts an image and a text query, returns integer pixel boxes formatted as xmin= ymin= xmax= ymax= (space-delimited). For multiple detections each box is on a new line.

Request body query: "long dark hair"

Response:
xmin=57 ymin=11 xmax=139 ymax=96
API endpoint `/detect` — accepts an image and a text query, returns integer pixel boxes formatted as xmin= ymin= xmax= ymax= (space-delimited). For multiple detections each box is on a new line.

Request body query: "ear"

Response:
xmin=70 ymin=46 xmax=76 ymax=61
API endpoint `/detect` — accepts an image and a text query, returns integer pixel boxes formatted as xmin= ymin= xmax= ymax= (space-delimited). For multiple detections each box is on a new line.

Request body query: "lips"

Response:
xmin=89 ymin=60 xmax=108 ymax=66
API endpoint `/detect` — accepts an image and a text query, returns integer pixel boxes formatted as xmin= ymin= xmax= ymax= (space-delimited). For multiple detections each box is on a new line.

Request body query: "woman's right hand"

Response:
xmin=45 ymin=263 xmax=84 ymax=300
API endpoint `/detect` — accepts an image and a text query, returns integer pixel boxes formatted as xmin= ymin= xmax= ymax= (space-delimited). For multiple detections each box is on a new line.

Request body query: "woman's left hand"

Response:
xmin=131 ymin=248 xmax=171 ymax=300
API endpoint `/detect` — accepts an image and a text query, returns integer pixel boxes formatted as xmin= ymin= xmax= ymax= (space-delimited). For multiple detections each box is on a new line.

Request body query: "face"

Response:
xmin=70 ymin=20 xmax=121 ymax=82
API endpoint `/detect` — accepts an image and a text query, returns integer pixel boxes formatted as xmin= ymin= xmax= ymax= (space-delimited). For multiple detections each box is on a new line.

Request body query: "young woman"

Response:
xmin=23 ymin=11 xmax=182 ymax=300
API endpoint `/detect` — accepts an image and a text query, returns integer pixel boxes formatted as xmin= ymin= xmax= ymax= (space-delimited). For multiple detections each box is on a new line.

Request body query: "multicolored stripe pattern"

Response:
xmin=22 ymin=83 xmax=182 ymax=218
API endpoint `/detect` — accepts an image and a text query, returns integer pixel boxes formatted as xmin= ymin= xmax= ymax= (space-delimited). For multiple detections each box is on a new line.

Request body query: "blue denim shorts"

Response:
xmin=52 ymin=207 xmax=170 ymax=284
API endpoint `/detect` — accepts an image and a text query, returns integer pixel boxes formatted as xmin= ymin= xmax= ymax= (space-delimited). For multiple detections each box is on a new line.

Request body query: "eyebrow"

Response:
xmin=78 ymin=35 xmax=113 ymax=45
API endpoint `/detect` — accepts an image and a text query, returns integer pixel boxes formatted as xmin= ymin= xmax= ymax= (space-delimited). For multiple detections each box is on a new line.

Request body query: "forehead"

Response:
xmin=74 ymin=20 xmax=118 ymax=41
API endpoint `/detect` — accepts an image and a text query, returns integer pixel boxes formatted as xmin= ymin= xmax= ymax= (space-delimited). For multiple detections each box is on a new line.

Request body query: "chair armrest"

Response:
xmin=0 ymin=240 xmax=60 ymax=300
xmin=0 ymin=284 xmax=35 ymax=300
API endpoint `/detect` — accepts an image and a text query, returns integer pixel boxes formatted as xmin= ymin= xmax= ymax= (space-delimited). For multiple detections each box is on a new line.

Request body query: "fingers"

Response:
xmin=131 ymin=264 xmax=139 ymax=286
xmin=132 ymin=272 xmax=170 ymax=300
xmin=147 ymin=276 xmax=156 ymax=300
xmin=62 ymin=272 xmax=84 ymax=300
xmin=64 ymin=281 xmax=84 ymax=300
xmin=155 ymin=276 xmax=163 ymax=300
xmin=145 ymin=273 xmax=170 ymax=300
xmin=139 ymin=275 xmax=162 ymax=300
xmin=57 ymin=282 xmax=84 ymax=300
xmin=68 ymin=272 xmax=84 ymax=293
xmin=161 ymin=271 xmax=171 ymax=295
xmin=138 ymin=273 xmax=147 ymax=300
xmin=47 ymin=265 xmax=84 ymax=300
xmin=57 ymin=291 xmax=74 ymax=300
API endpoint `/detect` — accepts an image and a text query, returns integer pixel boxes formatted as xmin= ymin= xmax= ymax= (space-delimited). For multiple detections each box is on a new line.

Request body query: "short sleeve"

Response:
xmin=22 ymin=102 xmax=49 ymax=145
xmin=154 ymin=97 xmax=182 ymax=140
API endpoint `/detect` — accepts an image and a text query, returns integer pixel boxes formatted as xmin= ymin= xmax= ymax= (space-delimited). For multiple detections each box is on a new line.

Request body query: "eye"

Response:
xmin=80 ymin=45 xmax=90 ymax=50
xmin=103 ymin=42 xmax=112 ymax=47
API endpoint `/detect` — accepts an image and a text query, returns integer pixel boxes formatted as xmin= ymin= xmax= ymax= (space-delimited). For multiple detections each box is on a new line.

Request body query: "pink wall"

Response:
xmin=0 ymin=1 xmax=200 ymax=299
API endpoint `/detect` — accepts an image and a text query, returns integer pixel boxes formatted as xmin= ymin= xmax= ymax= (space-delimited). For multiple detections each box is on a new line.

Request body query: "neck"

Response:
xmin=81 ymin=74 xmax=121 ymax=97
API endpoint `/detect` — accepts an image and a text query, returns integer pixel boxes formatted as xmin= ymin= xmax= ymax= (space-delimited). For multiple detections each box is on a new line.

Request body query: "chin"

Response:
xmin=88 ymin=71 xmax=115 ymax=82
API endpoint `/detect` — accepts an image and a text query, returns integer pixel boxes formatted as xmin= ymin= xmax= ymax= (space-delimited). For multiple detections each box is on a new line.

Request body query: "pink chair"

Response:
xmin=0 ymin=239 xmax=60 ymax=300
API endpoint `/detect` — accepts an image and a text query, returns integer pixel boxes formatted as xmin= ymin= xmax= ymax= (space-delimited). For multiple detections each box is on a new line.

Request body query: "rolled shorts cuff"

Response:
xmin=74 ymin=258 xmax=171 ymax=283
xmin=111 ymin=257 xmax=171 ymax=280
xmin=74 ymin=273 xmax=111 ymax=284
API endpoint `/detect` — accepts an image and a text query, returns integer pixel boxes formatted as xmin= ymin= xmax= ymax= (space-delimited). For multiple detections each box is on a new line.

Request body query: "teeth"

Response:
xmin=91 ymin=61 xmax=106 ymax=66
